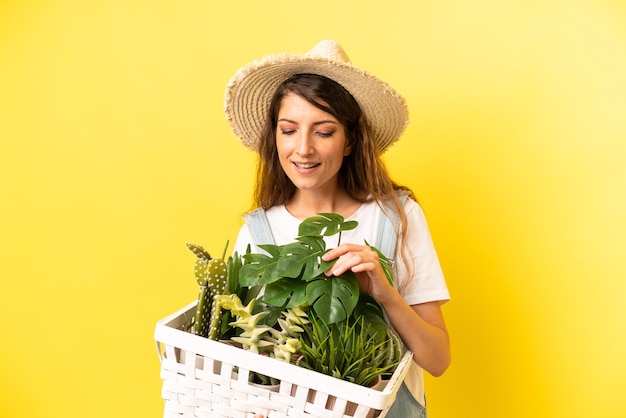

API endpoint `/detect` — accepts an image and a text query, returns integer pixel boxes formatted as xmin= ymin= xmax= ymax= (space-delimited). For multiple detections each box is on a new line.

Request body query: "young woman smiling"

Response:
xmin=225 ymin=40 xmax=451 ymax=417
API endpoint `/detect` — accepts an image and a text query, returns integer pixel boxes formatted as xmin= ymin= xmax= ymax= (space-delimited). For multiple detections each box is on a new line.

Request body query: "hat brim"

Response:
xmin=224 ymin=51 xmax=408 ymax=153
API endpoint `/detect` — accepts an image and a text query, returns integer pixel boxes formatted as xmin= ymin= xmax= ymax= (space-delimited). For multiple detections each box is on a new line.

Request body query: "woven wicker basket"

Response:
xmin=155 ymin=301 xmax=413 ymax=418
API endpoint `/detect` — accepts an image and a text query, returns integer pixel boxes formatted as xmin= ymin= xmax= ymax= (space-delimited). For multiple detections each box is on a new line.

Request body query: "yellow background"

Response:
xmin=1 ymin=1 xmax=625 ymax=417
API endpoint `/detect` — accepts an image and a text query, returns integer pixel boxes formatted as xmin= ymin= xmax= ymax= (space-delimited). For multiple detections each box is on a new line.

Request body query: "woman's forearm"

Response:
xmin=380 ymin=291 xmax=451 ymax=377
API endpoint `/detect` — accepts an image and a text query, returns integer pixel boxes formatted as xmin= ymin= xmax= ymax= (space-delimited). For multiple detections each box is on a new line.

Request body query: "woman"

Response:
xmin=225 ymin=40 xmax=450 ymax=417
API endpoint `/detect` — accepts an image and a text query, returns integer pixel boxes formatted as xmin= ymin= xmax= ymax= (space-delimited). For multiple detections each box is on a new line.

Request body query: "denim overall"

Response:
xmin=243 ymin=194 xmax=426 ymax=417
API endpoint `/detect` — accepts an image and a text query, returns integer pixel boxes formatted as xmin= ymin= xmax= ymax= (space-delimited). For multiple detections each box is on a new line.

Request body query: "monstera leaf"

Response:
xmin=239 ymin=244 xmax=283 ymax=286
xmin=275 ymin=235 xmax=334 ymax=281
xmin=298 ymin=213 xmax=358 ymax=237
xmin=263 ymin=277 xmax=308 ymax=308
xmin=239 ymin=213 xmax=375 ymax=325
xmin=305 ymin=273 xmax=360 ymax=324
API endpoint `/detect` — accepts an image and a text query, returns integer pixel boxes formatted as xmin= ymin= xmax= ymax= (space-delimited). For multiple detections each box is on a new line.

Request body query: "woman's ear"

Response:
xmin=343 ymin=142 xmax=352 ymax=156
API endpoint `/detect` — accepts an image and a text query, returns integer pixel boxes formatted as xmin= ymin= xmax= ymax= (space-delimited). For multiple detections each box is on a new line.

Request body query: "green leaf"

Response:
xmin=353 ymin=294 xmax=388 ymax=343
xmin=365 ymin=240 xmax=395 ymax=287
xmin=226 ymin=252 xmax=242 ymax=294
xmin=305 ymin=273 xmax=360 ymax=324
xmin=262 ymin=278 xmax=308 ymax=308
xmin=275 ymin=236 xmax=334 ymax=281
xmin=297 ymin=313 xmax=399 ymax=386
xmin=239 ymin=244 xmax=283 ymax=286
xmin=241 ymin=284 xmax=262 ymax=306
xmin=252 ymin=303 xmax=285 ymax=328
xmin=298 ymin=213 xmax=358 ymax=237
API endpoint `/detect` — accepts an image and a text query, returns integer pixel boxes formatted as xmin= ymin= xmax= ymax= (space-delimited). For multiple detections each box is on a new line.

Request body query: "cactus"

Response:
xmin=187 ymin=241 xmax=229 ymax=338
xmin=193 ymin=257 xmax=212 ymax=338
xmin=208 ymin=294 xmax=245 ymax=340
xmin=206 ymin=257 xmax=228 ymax=297
xmin=187 ymin=242 xmax=211 ymax=260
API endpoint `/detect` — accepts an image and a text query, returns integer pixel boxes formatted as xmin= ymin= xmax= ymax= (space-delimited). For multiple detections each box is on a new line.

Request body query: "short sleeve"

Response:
xmin=394 ymin=200 xmax=450 ymax=305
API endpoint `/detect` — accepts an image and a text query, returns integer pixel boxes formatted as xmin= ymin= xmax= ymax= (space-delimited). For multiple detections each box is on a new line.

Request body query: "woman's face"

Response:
xmin=276 ymin=92 xmax=351 ymax=195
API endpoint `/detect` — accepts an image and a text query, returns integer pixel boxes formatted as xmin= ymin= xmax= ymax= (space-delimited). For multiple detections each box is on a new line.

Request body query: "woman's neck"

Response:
xmin=285 ymin=189 xmax=361 ymax=220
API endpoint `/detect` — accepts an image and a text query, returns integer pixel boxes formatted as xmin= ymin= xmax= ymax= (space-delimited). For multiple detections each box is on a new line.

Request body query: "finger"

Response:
xmin=322 ymin=243 xmax=367 ymax=261
xmin=350 ymin=260 xmax=378 ymax=274
xmin=330 ymin=253 xmax=370 ymax=276
xmin=322 ymin=245 xmax=347 ymax=261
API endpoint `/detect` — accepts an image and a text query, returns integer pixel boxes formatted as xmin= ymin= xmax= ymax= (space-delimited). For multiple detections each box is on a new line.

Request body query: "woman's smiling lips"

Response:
xmin=293 ymin=161 xmax=321 ymax=172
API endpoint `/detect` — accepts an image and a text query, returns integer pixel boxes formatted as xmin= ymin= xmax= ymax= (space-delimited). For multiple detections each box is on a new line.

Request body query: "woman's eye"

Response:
xmin=316 ymin=131 xmax=334 ymax=138
xmin=280 ymin=129 xmax=296 ymax=135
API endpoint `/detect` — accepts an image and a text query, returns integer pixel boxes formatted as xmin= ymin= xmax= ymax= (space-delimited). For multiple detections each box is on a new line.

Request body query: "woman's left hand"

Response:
xmin=322 ymin=243 xmax=395 ymax=303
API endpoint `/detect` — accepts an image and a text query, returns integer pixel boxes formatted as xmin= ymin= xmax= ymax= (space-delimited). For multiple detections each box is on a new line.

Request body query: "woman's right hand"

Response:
xmin=322 ymin=243 xmax=396 ymax=304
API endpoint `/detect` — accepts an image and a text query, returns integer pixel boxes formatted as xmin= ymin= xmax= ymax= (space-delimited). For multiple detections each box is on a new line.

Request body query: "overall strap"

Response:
xmin=243 ymin=207 xmax=276 ymax=248
xmin=374 ymin=191 xmax=410 ymax=261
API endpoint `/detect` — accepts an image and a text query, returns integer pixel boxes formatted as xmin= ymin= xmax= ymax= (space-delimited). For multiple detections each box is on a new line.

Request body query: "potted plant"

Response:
xmin=186 ymin=213 xmax=403 ymax=388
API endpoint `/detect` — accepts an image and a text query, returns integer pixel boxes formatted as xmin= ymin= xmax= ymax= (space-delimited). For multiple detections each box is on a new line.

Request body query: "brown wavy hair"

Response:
xmin=252 ymin=74 xmax=415 ymax=281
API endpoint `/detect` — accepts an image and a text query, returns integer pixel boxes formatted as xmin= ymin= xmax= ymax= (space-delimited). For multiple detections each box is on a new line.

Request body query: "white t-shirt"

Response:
xmin=233 ymin=198 xmax=450 ymax=406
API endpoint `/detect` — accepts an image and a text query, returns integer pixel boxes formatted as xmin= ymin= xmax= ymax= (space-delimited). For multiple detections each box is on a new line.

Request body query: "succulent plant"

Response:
xmin=207 ymin=293 xmax=309 ymax=365
xmin=264 ymin=307 xmax=309 ymax=362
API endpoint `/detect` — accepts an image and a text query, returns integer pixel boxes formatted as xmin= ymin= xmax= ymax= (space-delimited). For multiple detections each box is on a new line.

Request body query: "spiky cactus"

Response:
xmin=187 ymin=242 xmax=211 ymax=260
xmin=193 ymin=257 xmax=211 ymax=338
xmin=187 ymin=242 xmax=228 ymax=339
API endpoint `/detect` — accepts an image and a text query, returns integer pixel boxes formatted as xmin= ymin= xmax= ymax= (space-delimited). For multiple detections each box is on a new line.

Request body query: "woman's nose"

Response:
xmin=296 ymin=133 xmax=314 ymax=156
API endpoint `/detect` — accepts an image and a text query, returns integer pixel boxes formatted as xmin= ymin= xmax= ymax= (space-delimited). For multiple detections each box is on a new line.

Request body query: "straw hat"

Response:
xmin=224 ymin=40 xmax=408 ymax=154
